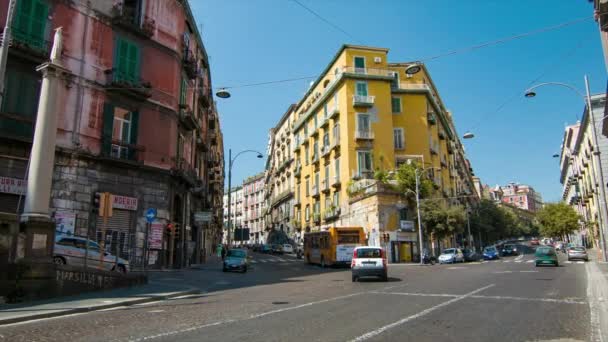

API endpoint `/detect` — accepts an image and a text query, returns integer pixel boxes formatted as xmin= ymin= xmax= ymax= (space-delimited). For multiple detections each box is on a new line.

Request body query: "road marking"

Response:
xmin=526 ymin=260 xmax=534 ymax=263
xmin=147 ymin=310 xmax=165 ymax=313
xmin=372 ymin=291 xmax=585 ymax=304
xmin=577 ymin=261 xmax=585 ymax=264
xmin=515 ymin=260 xmax=523 ymax=263
xmin=213 ymin=281 xmax=231 ymax=286
xmin=503 ymin=260 xmax=512 ymax=263
xmin=493 ymin=271 xmax=513 ymax=274
xmin=447 ymin=266 xmax=466 ymax=270
xmin=515 ymin=255 xmax=524 ymax=261
xmin=250 ymin=260 xmax=258 ymax=263
xmin=348 ymin=284 xmax=495 ymax=342
xmin=565 ymin=261 xmax=572 ymax=264
xmin=129 ymin=291 xmax=367 ymax=342
xmin=259 ymin=260 xmax=268 ymax=263
xmin=519 ymin=270 xmax=538 ymax=273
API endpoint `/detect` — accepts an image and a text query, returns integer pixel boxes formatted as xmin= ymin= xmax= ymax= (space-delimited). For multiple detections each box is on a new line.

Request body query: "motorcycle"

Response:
xmin=422 ymin=253 xmax=436 ymax=265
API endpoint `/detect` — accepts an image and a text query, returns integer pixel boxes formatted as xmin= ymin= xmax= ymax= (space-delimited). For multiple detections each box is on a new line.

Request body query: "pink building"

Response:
xmin=0 ymin=0 xmax=224 ymax=268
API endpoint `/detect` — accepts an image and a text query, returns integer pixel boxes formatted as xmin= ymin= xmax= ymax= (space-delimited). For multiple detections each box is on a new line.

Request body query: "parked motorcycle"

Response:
xmin=422 ymin=253 xmax=436 ymax=265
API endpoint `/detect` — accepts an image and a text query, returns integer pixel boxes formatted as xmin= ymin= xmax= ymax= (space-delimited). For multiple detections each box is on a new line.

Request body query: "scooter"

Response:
xmin=422 ymin=253 xmax=436 ymax=265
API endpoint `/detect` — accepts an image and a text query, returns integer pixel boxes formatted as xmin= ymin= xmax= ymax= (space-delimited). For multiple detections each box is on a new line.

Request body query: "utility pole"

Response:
xmin=227 ymin=148 xmax=232 ymax=247
xmin=0 ymin=0 xmax=17 ymax=106
xmin=415 ymin=169 xmax=424 ymax=265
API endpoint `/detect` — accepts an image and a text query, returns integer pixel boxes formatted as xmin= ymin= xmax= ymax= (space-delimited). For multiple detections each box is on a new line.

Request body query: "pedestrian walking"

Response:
xmin=221 ymin=245 xmax=227 ymax=260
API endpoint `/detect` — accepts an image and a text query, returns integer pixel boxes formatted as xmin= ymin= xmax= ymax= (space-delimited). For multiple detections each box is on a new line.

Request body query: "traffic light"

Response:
xmin=92 ymin=193 xmax=100 ymax=215
xmin=166 ymin=223 xmax=174 ymax=235
xmin=381 ymin=232 xmax=390 ymax=243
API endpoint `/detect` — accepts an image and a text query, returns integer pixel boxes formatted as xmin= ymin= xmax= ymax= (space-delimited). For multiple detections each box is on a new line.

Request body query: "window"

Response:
xmin=323 ymin=132 xmax=330 ymax=148
xmin=394 ymin=128 xmax=404 ymax=149
xmin=325 ymin=165 xmax=330 ymax=185
xmin=391 ymin=71 xmax=399 ymax=89
xmin=324 ymin=103 xmax=328 ymax=118
xmin=354 ymin=56 xmax=365 ymax=73
xmin=315 ymin=172 xmax=320 ymax=189
xmin=180 ymin=78 xmax=187 ymax=105
xmin=399 ymin=208 xmax=408 ymax=220
xmin=392 ymin=97 xmax=401 ymax=113
xmin=357 ymin=151 xmax=373 ymax=176
xmin=357 ymin=114 xmax=371 ymax=133
xmin=335 ymin=158 xmax=340 ymax=182
xmin=314 ymin=114 xmax=318 ymax=129
xmin=306 ymin=178 xmax=310 ymax=196
xmin=314 ymin=201 xmax=320 ymax=214
xmin=313 ymin=141 xmax=318 ymax=159
xmin=13 ymin=0 xmax=49 ymax=51
xmin=102 ymin=104 xmax=139 ymax=160
xmin=305 ymin=145 xmax=309 ymax=164
xmin=114 ymin=37 xmax=141 ymax=84
xmin=355 ymin=82 xmax=368 ymax=96
xmin=305 ymin=205 xmax=310 ymax=221
xmin=325 ymin=196 xmax=331 ymax=210
xmin=1 ymin=68 xmax=41 ymax=138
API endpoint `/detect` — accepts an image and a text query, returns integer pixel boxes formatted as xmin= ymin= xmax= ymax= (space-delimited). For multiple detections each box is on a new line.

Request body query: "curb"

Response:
xmin=0 ymin=288 xmax=200 ymax=326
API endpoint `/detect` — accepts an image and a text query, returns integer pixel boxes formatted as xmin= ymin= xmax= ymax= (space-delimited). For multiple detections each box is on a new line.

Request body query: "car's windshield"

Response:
xmin=227 ymin=250 xmax=246 ymax=258
xmin=571 ymin=247 xmax=586 ymax=252
xmin=443 ymin=249 xmax=455 ymax=254
xmin=536 ymin=248 xmax=556 ymax=256
xmin=484 ymin=247 xmax=496 ymax=253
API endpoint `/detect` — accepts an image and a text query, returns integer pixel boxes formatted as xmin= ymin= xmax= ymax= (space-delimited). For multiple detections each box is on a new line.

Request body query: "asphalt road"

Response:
xmin=0 ymin=245 xmax=595 ymax=342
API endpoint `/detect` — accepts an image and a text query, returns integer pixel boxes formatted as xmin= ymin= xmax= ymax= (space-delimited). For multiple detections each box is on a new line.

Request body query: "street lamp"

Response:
xmin=523 ymin=76 xmax=608 ymax=262
xmin=215 ymin=88 xmax=231 ymax=99
xmin=463 ymin=132 xmax=475 ymax=139
xmin=226 ymin=149 xmax=263 ymax=247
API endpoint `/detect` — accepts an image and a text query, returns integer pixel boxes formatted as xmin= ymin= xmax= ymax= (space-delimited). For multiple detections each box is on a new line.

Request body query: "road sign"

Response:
xmin=145 ymin=208 xmax=157 ymax=223
xmin=194 ymin=211 xmax=212 ymax=224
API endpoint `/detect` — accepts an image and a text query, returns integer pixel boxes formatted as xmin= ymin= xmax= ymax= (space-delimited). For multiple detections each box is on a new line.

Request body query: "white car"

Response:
xmin=351 ymin=246 xmax=388 ymax=282
xmin=438 ymin=248 xmax=464 ymax=264
xmin=282 ymin=244 xmax=294 ymax=254
xmin=54 ymin=235 xmax=130 ymax=273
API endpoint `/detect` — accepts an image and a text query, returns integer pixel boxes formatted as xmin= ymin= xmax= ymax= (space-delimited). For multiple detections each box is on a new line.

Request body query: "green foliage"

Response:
xmin=536 ymin=202 xmax=580 ymax=238
xmin=469 ymin=199 xmax=538 ymax=243
xmin=389 ymin=162 xmax=435 ymax=201
xmin=420 ymin=200 xmax=466 ymax=239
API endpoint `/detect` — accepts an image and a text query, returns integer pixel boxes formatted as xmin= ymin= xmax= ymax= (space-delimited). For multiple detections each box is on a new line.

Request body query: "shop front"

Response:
xmin=388 ymin=231 xmax=419 ymax=263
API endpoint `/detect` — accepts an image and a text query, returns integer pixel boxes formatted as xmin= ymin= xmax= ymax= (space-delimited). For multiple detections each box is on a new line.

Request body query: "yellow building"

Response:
xmin=286 ymin=45 xmax=476 ymax=260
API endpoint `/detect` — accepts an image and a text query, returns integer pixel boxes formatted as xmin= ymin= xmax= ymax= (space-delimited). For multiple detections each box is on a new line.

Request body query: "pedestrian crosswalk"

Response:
xmin=480 ymin=259 xmax=586 ymax=265
xmin=250 ymin=257 xmax=302 ymax=264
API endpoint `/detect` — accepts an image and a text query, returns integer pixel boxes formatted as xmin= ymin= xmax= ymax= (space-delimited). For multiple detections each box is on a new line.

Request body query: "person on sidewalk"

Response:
xmin=221 ymin=245 xmax=227 ymax=260
xmin=217 ymin=244 xmax=223 ymax=259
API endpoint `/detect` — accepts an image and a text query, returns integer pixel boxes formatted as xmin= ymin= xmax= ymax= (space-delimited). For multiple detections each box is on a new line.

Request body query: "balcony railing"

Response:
xmin=104 ymin=138 xmax=145 ymax=163
xmin=321 ymin=145 xmax=331 ymax=157
xmin=352 ymin=170 xmax=374 ymax=180
xmin=355 ymin=130 xmax=374 ymax=140
xmin=179 ymin=105 xmax=199 ymax=131
xmin=324 ymin=207 xmax=340 ymax=221
xmin=342 ymin=66 xmax=396 ymax=78
xmin=9 ymin=26 xmax=51 ymax=58
xmin=313 ymin=213 xmax=321 ymax=224
xmin=175 ymin=157 xmax=199 ymax=185
xmin=294 ymin=162 xmax=302 ymax=177
xmin=427 ymin=112 xmax=437 ymax=125
xmin=183 ymin=50 xmax=198 ymax=79
xmin=396 ymin=82 xmax=431 ymax=91
xmin=332 ymin=175 xmax=341 ymax=187
xmin=111 ymin=5 xmax=155 ymax=38
xmin=312 ymin=152 xmax=320 ymax=164
xmin=353 ymin=95 xmax=375 ymax=107
xmin=321 ymin=179 xmax=330 ymax=193
xmin=312 ymin=185 xmax=320 ymax=197
xmin=321 ymin=115 xmax=330 ymax=128
xmin=329 ymin=105 xmax=340 ymax=119
xmin=104 ymin=69 xmax=152 ymax=101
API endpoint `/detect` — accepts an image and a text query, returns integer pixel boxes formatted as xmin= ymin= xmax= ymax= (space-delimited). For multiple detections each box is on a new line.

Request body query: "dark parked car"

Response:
xmin=501 ymin=244 xmax=519 ymax=256
xmin=462 ymin=248 xmax=481 ymax=262
xmin=261 ymin=244 xmax=272 ymax=253
xmin=271 ymin=244 xmax=284 ymax=254
xmin=482 ymin=246 xmax=500 ymax=260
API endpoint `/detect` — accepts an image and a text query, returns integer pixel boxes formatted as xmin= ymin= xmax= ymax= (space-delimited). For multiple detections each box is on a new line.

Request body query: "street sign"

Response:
xmin=399 ymin=220 xmax=415 ymax=231
xmin=145 ymin=208 xmax=157 ymax=223
xmin=194 ymin=211 xmax=212 ymax=224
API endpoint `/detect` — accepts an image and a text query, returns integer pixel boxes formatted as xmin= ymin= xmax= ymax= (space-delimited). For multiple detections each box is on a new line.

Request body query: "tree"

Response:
xmin=420 ymin=200 xmax=466 ymax=241
xmin=536 ymin=202 xmax=580 ymax=241
xmin=378 ymin=161 xmax=435 ymax=202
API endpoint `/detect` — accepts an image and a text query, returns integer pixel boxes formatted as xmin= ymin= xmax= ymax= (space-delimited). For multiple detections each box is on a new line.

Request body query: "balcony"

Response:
xmin=321 ymin=179 xmax=330 ymax=193
xmin=321 ymin=145 xmax=331 ymax=157
xmin=313 ymin=213 xmax=321 ymax=224
xmin=179 ymin=105 xmax=199 ymax=131
xmin=352 ymin=170 xmax=374 ymax=180
xmin=294 ymin=162 xmax=302 ymax=177
xmin=103 ymin=138 xmax=145 ymax=163
xmin=353 ymin=95 xmax=375 ymax=107
xmin=294 ymin=196 xmax=301 ymax=207
xmin=342 ymin=66 xmax=396 ymax=78
xmin=324 ymin=207 xmax=340 ymax=221
xmin=183 ymin=50 xmax=198 ymax=80
xmin=9 ymin=27 xmax=51 ymax=61
xmin=111 ymin=4 xmax=155 ymax=39
xmin=312 ymin=152 xmax=320 ymax=164
xmin=311 ymin=128 xmax=319 ymax=138
xmin=321 ymin=115 xmax=330 ymax=128
xmin=329 ymin=106 xmax=340 ymax=119
xmin=198 ymin=85 xmax=211 ymax=109
xmin=271 ymin=190 xmax=294 ymax=208
xmin=275 ymin=158 xmax=292 ymax=175
xmin=427 ymin=112 xmax=437 ymax=125
xmin=331 ymin=136 xmax=341 ymax=150
xmin=104 ymin=69 xmax=152 ymax=101
xmin=430 ymin=145 xmax=438 ymax=155
xmin=438 ymin=131 xmax=446 ymax=140
xmin=312 ymin=185 xmax=320 ymax=198
xmin=331 ymin=175 xmax=341 ymax=188
xmin=355 ymin=130 xmax=374 ymax=140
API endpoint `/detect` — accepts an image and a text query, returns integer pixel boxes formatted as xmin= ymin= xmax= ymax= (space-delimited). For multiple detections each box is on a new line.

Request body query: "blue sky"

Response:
xmin=189 ymin=0 xmax=606 ymax=202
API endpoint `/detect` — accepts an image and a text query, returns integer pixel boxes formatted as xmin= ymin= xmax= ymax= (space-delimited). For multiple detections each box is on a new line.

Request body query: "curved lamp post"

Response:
xmin=226 ymin=149 xmax=263 ymax=247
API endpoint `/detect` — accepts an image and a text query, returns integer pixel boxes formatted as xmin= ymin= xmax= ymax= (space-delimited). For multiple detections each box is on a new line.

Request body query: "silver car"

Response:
xmin=567 ymin=246 xmax=588 ymax=261
xmin=54 ymin=235 xmax=130 ymax=273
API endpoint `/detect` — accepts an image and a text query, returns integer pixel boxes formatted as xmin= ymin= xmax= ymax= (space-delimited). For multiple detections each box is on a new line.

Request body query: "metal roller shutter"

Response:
xmin=95 ymin=209 xmax=133 ymax=262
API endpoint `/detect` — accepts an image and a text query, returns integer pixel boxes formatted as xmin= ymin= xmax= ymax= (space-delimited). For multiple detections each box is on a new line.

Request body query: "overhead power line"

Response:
xmin=290 ymin=0 xmax=359 ymax=44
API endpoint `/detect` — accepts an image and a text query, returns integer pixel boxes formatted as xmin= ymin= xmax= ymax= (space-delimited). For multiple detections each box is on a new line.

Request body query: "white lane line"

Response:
xmin=526 ymin=260 xmax=534 ymax=263
xmin=577 ymin=261 xmax=585 ymax=264
xmin=447 ymin=266 xmax=467 ymax=270
xmin=515 ymin=254 xmax=524 ymax=261
xmin=492 ymin=271 xmax=513 ymax=274
xmin=377 ymin=284 xmax=408 ymax=292
xmin=373 ymin=291 xmax=585 ymax=305
xmin=519 ymin=270 xmax=538 ymax=273
xmin=565 ymin=261 xmax=572 ymax=264
xmin=515 ymin=260 xmax=523 ymax=263
xmin=259 ymin=260 xmax=268 ymax=263
xmin=503 ymin=260 xmax=512 ymax=263
xmin=348 ymin=284 xmax=494 ymax=342
xmin=250 ymin=260 xmax=258 ymax=264
xmin=129 ymin=291 xmax=367 ymax=342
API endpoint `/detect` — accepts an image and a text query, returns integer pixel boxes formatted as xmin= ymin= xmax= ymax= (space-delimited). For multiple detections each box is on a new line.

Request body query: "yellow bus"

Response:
xmin=303 ymin=227 xmax=366 ymax=267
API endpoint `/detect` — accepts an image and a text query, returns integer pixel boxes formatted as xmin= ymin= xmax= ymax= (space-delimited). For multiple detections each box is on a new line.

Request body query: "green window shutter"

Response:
xmin=102 ymin=103 xmax=114 ymax=156
xmin=114 ymin=38 xmax=129 ymax=82
xmin=354 ymin=57 xmax=365 ymax=69
xmin=13 ymin=0 xmax=32 ymax=41
xmin=30 ymin=0 xmax=48 ymax=50
xmin=129 ymin=111 xmax=139 ymax=160
xmin=128 ymin=42 xmax=140 ymax=81
xmin=392 ymin=98 xmax=400 ymax=113
xmin=180 ymin=78 xmax=187 ymax=105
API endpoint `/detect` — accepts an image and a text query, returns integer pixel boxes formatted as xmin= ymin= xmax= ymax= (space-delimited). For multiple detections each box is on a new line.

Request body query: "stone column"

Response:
xmin=21 ymin=28 xmax=71 ymax=262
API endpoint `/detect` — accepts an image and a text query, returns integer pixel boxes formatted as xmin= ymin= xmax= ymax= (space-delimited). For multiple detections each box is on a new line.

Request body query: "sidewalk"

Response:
xmin=0 ymin=281 xmax=199 ymax=325
xmin=585 ymin=248 xmax=608 ymax=341
xmin=143 ymin=255 xmax=224 ymax=272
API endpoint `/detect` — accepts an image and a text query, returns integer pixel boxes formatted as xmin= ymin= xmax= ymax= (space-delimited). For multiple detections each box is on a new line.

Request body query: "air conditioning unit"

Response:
xmin=373 ymin=57 xmax=382 ymax=63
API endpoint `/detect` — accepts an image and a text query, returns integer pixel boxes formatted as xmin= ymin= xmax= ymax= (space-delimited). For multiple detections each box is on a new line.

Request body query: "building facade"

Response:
xmin=263 ymin=105 xmax=298 ymax=244
xmin=0 ymin=0 xmax=224 ymax=269
xmin=283 ymin=45 xmax=478 ymax=262
xmin=242 ymin=172 xmax=266 ymax=244
xmin=222 ymin=186 xmax=243 ymax=243
xmin=500 ymin=183 xmax=543 ymax=213
xmin=560 ymin=94 xmax=608 ymax=249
